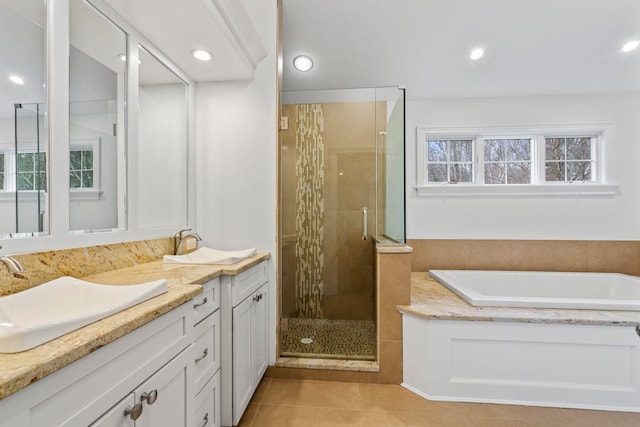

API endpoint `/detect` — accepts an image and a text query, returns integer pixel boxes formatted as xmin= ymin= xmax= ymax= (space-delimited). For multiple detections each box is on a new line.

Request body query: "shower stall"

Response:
xmin=278 ymin=86 xmax=405 ymax=361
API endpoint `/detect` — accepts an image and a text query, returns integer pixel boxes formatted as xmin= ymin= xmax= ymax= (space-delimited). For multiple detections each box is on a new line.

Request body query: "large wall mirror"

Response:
xmin=0 ymin=0 xmax=193 ymax=251
xmin=0 ymin=0 xmax=48 ymax=238
xmin=69 ymin=0 xmax=126 ymax=233
xmin=138 ymin=45 xmax=188 ymax=230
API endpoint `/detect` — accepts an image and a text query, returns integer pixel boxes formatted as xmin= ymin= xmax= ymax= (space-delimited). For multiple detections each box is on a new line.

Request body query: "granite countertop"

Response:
xmin=399 ymin=271 xmax=640 ymax=326
xmin=0 ymin=252 xmax=270 ymax=400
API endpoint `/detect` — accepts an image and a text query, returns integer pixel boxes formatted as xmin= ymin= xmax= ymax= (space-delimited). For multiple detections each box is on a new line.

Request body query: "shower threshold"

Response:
xmin=280 ymin=318 xmax=376 ymax=361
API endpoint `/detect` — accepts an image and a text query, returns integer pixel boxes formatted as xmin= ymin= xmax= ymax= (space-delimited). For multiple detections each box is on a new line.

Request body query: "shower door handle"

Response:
xmin=362 ymin=207 xmax=368 ymax=240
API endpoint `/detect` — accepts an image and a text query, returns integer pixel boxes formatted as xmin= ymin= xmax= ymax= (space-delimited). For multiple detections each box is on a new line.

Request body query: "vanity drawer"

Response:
xmin=230 ymin=262 xmax=268 ymax=307
xmin=193 ymin=310 xmax=220 ymax=394
xmin=194 ymin=371 xmax=220 ymax=427
xmin=193 ymin=278 xmax=220 ymax=326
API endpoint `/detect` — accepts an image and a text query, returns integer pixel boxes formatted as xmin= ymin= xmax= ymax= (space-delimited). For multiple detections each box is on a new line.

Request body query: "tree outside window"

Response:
xmin=545 ymin=137 xmax=594 ymax=182
xmin=17 ymin=152 xmax=46 ymax=191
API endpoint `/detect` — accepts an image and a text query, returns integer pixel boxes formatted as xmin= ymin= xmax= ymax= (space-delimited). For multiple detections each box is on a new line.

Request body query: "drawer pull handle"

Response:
xmin=196 ymin=348 xmax=209 ymax=363
xmin=194 ymin=297 xmax=209 ymax=309
xmin=141 ymin=389 xmax=158 ymax=405
xmin=201 ymin=412 xmax=209 ymax=426
xmin=253 ymin=293 xmax=263 ymax=303
xmin=124 ymin=403 xmax=143 ymax=420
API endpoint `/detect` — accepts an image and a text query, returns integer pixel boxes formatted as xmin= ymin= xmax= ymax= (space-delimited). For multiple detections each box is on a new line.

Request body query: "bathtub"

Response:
xmin=429 ymin=269 xmax=640 ymax=311
xmin=401 ymin=271 xmax=640 ymax=413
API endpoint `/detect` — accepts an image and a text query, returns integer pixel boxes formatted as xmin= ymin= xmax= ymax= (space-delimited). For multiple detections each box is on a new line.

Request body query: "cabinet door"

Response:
xmin=232 ymin=293 xmax=253 ymax=424
xmin=251 ymin=284 xmax=268 ymax=385
xmin=135 ymin=349 xmax=191 ymax=427
xmin=90 ymin=394 xmax=136 ymax=427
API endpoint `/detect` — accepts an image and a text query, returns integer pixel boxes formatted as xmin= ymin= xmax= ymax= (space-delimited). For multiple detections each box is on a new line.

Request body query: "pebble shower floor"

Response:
xmin=280 ymin=318 xmax=376 ymax=360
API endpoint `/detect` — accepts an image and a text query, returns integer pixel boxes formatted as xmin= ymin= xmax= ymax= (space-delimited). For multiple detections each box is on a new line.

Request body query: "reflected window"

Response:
xmin=0 ymin=153 xmax=4 ymax=189
xmin=69 ymin=141 xmax=97 ymax=190
xmin=17 ymin=151 xmax=46 ymax=191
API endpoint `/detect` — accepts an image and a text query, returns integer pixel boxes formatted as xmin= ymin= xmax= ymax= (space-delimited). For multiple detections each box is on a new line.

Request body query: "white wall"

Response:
xmin=406 ymin=92 xmax=640 ymax=240
xmin=195 ymin=0 xmax=277 ymax=361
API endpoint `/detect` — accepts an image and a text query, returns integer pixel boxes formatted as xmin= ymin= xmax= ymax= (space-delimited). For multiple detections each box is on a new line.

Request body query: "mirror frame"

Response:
xmin=0 ymin=0 xmax=196 ymax=254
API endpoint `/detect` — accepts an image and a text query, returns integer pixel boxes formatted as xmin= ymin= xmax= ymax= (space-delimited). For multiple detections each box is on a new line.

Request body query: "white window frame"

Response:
xmin=415 ymin=124 xmax=618 ymax=198
xmin=0 ymin=137 xmax=101 ymax=201
xmin=69 ymin=137 xmax=101 ymax=200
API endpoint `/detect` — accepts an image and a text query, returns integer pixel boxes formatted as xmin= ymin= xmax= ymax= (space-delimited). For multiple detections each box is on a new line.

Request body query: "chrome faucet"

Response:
xmin=173 ymin=228 xmax=202 ymax=255
xmin=0 ymin=246 xmax=24 ymax=274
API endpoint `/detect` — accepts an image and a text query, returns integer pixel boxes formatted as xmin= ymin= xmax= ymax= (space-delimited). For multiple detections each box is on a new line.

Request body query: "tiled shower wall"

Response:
xmin=281 ymin=102 xmax=382 ymax=320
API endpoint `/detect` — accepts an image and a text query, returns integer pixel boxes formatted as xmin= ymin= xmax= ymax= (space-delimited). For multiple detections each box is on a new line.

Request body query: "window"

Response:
xmin=17 ymin=152 xmax=47 ymax=191
xmin=70 ymin=148 xmax=94 ymax=189
xmin=0 ymin=153 xmax=4 ymax=190
xmin=545 ymin=137 xmax=594 ymax=182
xmin=426 ymin=139 xmax=473 ymax=183
xmin=416 ymin=125 xmax=616 ymax=197
xmin=0 ymin=138 xmax=99 ymax=196
xmin=483 ymin=138 xmax=532 ymax=184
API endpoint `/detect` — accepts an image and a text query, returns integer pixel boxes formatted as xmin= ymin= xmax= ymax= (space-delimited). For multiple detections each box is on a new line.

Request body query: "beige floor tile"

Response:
xmin=236 ymin=402 xmax=259 ymax=427
xmin=262 ymin=378 xmax=361 ymax=409
xmin=250 ymin=403 xmax=314 ymax=427
xmin=306 ymin=407 xmax=362 ymax=427
xmin=358 ymin=383 xmax=433 ymax=414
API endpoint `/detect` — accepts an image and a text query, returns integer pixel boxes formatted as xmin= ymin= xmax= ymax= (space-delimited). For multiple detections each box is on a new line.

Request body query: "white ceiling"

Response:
xmin=282 ymin=0 xmax=640 ymax=99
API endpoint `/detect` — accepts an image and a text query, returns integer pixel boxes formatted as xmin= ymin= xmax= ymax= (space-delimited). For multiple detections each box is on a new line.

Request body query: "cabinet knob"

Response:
xmin=193 ymin=297 xmax=209 ymax=309
xmin=201 ymin=412 xmax=209 ymax=426
xmin=124 ymin=403 xmax=143 ymax=420
xmin=141 ymin=389 xmax=158 ymax=405
xmin=195 ymin=348 xmax=209 ymax=363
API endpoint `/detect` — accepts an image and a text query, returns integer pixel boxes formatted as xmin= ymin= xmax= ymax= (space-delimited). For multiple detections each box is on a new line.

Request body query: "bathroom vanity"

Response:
xmin=0 ymin=254 xmax=270 ymax=427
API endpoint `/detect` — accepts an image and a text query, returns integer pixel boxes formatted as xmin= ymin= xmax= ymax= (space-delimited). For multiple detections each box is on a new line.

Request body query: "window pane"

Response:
xmin=566 ymin=137 xmax=592 ymax=161
xmin=450 ymin=140 xmax=472 ymax=162
xmin=450 ymin=163 xmax=472 ymax=183
xmin=507 ymin=139 xmax=531 ymax=161
xmin=427 ymin=140 xmax=448 ymax=161
xmin=507 ymin=162 xmax=531 ymax=184
xmin=37 ymin=153 xmax=46 ymax=170
xmin=37 ymin=172 xmax=46 ymax=190
xmin=82 ymin=150 xmax=93 ymax=169
xmin=70 ymin=151 xmax=81 ymax=170
xmin=81 ymin=170 xmax=93 ymax=188
xmin=545 ymin=162 xmax=565 ymax=181
xmin=70 ymin=171 xmax=81 ymax=188
xmin=484 ymin=139 xmax=505 ymax=162
xmin=18 ymin=153 xmax=34 ymax=171
xmin=567 ymin=161 xmax=592 ymax=181
xmin=485 ymin=162 xmax=505 ymax=184
xmin=545 ymin=138 xmax=566 ymax=160
xmin=428 ymin=164 xmax=447 ymax=182
xmin=17 ymin=172 xmax=31 ymax=190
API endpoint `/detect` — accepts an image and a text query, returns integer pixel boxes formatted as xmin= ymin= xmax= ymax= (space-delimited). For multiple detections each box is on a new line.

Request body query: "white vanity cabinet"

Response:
xmin=0 ymin=300 xmax=194 ymax=427
xmin=220 ymin=261 xmax=269 ymax=426
xmin=190 ymin=277 xmax=222 ymax=427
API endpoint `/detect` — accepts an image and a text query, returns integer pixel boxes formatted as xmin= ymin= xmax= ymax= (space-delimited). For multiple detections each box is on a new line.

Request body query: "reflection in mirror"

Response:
xmin=0 ymin=0 xmax=47 ymax=238
xmin=69 ymin=0 xmax=127 ymax=232
xmin=138 ymin=45 xmax=188 ymax=230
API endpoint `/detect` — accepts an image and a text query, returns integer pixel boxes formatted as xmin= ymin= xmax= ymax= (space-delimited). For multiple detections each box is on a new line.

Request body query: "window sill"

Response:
xmin=414 ymin=184 xmax=620 ymax=198
xmin=0 ymin=190 xmax=101 ymax=201
xmin=70 ymin=190 xmax=102 ymax=201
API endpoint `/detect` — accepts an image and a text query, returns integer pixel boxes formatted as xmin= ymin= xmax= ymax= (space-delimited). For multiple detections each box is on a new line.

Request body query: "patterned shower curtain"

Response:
xmin=295 ymin=104 xmax=324 ymax=319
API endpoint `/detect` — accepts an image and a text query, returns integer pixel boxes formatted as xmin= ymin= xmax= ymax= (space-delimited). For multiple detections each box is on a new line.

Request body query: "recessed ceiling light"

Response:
xmin=293 ymin=55 xmax=313 ymax=72
xmin=192 ymin=49 xmax=213 ymax=61
xmin=9 ymin=75 xmax=24 ymax=85
xmin=470 ymin=48 xmax=485 ymax=60
xmin=621 ymin=40 xmax=640 ymax=53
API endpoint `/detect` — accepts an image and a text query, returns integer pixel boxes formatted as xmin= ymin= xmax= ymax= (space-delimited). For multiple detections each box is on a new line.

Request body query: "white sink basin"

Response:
xmin=0 ymin=276 xmax=167 ymax=353
xmin=163 ymin=247 xmax=256 ymax=265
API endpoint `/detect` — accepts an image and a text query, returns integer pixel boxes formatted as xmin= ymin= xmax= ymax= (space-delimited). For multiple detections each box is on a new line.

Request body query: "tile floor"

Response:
xmin=237 ymin=377 xmax=640 ymax=427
